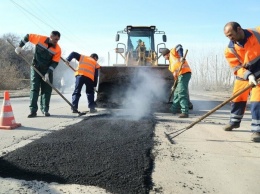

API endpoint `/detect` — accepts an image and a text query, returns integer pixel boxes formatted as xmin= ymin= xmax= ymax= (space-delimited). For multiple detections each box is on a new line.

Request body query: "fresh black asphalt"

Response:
xmin=0 ymin=114 xmax=156 ymax=194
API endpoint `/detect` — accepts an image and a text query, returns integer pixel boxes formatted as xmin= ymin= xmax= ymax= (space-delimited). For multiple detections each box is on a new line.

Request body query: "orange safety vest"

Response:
xmin=28 ymin=34 xmax=61 ymax=63
xmin=168 ymin=47 xmax=191 ymax=76
xmin=224 ymin=27 xmax=260 ymax=80
xmin=75 ymin=55 xmax=100 ymax=81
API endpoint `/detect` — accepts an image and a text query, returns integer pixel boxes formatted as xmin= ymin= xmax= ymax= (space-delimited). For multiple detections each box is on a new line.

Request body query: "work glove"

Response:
xmin=248 ymin=74 xmax=257 ymax=86
xmin=15 ymin=47 xmax=22 ymax=55
xmin=43 ymin=73 xmax=50 ymax=82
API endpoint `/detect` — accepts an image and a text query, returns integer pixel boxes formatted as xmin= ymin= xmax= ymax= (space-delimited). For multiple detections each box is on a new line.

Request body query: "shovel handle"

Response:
xmin=60 ymin=57 xmax=76 ymax=72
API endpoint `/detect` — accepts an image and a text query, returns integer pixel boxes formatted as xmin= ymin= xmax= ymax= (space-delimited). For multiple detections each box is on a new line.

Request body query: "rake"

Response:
xmin=165 ymin=81 xmax=257 ymax=144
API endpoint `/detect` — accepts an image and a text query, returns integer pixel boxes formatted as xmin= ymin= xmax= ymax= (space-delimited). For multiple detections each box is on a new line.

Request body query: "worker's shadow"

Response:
xmin=191 ymin=99 xmax=231 ymax=111
xmin=191 ymin=110 xmax=251 ymax=120
xmin=206 ymin=139 xmax=255 ymax=143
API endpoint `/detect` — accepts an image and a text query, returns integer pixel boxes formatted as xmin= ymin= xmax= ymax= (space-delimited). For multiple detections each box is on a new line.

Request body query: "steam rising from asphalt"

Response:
xmin=121 ymin=68 xmax=166 ymax=120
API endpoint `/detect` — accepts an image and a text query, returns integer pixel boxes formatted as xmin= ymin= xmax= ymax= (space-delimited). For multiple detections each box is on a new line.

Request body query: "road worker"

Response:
xmin=136 ymin=41 xmax=146 ymax=65
xmin=15 ymin=31 xmax=61 ymax=118
xmin=162 ymin=44 xmax=192 ymax=118
xmin=65 ymin=52 xmax=100 ymax=113
xmin=223 ymin=21 xmax=260 ymax=142
xmin=136 ymin=39 xmax=143 ymax=50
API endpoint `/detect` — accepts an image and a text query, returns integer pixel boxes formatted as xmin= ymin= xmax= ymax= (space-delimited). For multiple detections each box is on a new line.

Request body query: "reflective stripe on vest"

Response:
xmin=76 ymin=56 xmax=96 ymax=81
xmin=251 ymin=28 xmax=260 ymax=43
xmin=230 ymin=28 xmax=260 ymax=71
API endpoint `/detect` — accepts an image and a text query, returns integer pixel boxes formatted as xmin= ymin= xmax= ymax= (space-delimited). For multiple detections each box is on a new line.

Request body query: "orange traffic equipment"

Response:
xmin=0 ymin=91 xmax=21 ymax=130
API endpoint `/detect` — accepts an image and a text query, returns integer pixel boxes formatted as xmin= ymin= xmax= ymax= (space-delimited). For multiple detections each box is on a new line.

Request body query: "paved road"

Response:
xmin=0 ymin=91 xmax=259 ymax=194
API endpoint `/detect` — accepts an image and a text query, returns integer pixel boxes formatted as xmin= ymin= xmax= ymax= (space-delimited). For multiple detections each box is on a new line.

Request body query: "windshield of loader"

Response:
xmin=127 ymin=30 xmax=153 ymax=52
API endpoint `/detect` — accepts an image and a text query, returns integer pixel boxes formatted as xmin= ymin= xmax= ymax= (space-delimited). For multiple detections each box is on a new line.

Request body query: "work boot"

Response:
xmin=44 ymin=112 xmax=50 ymax=117
xmin=189 ymin=102 xmax=193 ymax=110
xmin=223 ymin=123 xmax=240 ymax=131
xmin=72 ymin=109 xmax=78 ymax=113
xmin=251 ymin=132 xmax=260 ymax=142
xmin=41 ymin=110 xmax=50 ymax=117
xmin=90 ymin=108 xmax=97 ymax=113
xmin=178 ymin=113 xmax=188 ymax=118
xmin=28 ymin=112 xmax=37 ymax=118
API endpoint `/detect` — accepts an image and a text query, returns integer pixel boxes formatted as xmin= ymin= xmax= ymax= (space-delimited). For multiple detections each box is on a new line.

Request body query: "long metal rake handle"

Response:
xmin=166 ymin=80 xmax=257 ymax=142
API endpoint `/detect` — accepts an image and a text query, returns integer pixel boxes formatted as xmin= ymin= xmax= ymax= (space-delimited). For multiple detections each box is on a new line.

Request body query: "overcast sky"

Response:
xmin=1 ymin=0 xmax=259 ymax=64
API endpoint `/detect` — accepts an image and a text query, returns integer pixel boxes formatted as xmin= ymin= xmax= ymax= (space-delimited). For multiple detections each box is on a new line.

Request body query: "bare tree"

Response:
xmin=0 ymin=34 xmax=34 ymax=89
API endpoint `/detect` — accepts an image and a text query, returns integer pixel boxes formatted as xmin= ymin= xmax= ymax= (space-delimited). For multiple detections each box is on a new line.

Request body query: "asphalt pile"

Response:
xmin=0 ymin=114 xmax=155 ymax=194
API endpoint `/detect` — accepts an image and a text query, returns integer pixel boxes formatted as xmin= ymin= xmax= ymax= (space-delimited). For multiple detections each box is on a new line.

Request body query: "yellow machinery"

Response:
xmin=96 ymin=25 xmax=173 ymax=112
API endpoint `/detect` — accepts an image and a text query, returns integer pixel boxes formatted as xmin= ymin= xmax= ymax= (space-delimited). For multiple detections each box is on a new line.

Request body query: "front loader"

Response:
xmin=96 ymin=25 xmax=173 ymax=112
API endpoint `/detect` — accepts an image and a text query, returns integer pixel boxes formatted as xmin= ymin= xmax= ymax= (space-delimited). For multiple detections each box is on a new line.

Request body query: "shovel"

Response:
xmin=165 ymin=81 xmax=258 ymax=144
xmin=167 ymin=49 xmax=188 ymax=103
xmin=7 ymin=39 xmax=86 ymax=116
xmin=61 ymin=57 xmax=77 ymax=72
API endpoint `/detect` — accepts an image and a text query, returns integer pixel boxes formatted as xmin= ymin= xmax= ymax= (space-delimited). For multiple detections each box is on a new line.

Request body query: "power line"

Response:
xmin=9 ymin=0 xmax=89 ymax=53
xmin=27 ymin=0 xmax=83 ymax=41
xmin=9 ymin=0 xmax=49 ymax=34
xmin=9 ymin=0 xmax=56 ymax=31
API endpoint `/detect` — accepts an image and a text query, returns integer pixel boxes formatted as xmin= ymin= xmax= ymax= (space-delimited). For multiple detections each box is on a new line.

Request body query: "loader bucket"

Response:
xmin=96 ymin=66 xmax=173 ymax=113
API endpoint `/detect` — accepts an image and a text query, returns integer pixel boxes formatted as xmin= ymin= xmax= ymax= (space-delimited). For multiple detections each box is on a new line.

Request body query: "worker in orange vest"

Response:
xmin=15 ymin=31 xmax=61 ymax=118
xmin=66 ymin=52 xmax=100 ymax=113
xmin=223 ymin=21 xmax=260 ymax=142
xmin=162 ymin=44 xmax=192 ymax=118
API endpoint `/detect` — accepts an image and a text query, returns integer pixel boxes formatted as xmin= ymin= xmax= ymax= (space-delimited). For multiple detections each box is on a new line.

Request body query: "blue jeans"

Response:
xmin=72 ymin=75 xmax=95 ymax=110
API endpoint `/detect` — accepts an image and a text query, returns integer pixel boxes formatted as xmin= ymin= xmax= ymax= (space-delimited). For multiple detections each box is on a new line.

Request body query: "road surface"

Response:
xmin=0 ymin=91 xmax=259 ymax=194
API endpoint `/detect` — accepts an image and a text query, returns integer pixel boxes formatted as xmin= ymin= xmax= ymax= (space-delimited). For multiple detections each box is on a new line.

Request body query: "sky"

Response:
xmin=1 ymin=0 xmax=260 ymax=65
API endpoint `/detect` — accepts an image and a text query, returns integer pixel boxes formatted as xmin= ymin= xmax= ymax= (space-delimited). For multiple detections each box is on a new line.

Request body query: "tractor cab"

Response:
xmin=115 ymin=25 xmax=167 ymax=66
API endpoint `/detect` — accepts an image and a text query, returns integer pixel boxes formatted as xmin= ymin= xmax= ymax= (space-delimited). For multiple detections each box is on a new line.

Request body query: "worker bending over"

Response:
xmin=66 ymin=52 xmax=100 ymax=113
xmin=162 ymin=44 xmax=192 ymax=118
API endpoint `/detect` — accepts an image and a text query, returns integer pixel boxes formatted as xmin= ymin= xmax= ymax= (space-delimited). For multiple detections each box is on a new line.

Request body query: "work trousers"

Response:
xmin=30 ymin=67 xmax=53 ymax=113
xmin=72 ymin=75 xmax=95 ymax=110
xmin=171 ymin=72 xmax=191 ymax=114
xmin=229 ymin=79 xmax=260 ymax=132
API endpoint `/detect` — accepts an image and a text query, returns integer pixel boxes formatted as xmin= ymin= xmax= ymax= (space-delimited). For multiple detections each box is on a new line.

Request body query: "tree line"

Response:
xmin=186 ymin=45 xmax=234 ymax=92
